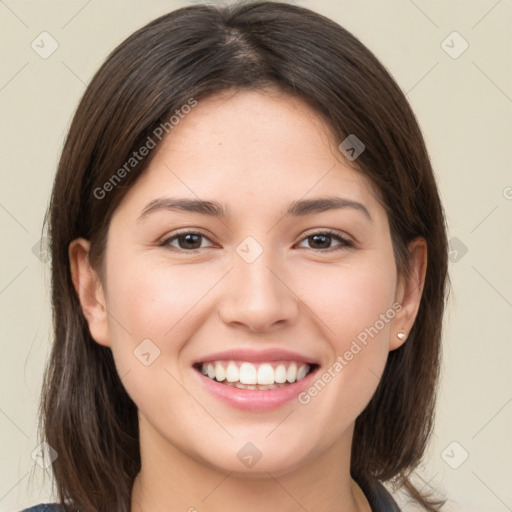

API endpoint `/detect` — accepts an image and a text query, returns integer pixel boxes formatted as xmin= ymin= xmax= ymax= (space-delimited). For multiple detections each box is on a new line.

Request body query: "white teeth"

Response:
xmin=227 ymin=382 xmax=279 ymax=390
xmin=199 ymin=360 xmax=312 ymax=386
xmin=239 ymin=362 xmax=257 ymax=384
xmin=286 ymin=363 xmax=297 ymax=383
xmin=296 ymin=364 xmax=308 ymax=381
xmin=226 ymin=362 xmax=238 ymax=382
xmin=257 ymin=363 xmax=274 ymax=385
xmin=214 ymin=362 xmax=225 ymax=382
xmin=274 ymin=364 xmax=287 ymax=383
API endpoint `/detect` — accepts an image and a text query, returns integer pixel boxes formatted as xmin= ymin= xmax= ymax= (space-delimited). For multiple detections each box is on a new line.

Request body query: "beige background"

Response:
xmin=1 ymin=1 xmax=511 ymax=511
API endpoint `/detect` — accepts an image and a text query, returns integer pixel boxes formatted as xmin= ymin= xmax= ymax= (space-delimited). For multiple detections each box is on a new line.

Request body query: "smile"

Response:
xmin=195 ymin=360 xmax=315 ymax=389
xmin=192 ymin=348 xmax=320 ymax=410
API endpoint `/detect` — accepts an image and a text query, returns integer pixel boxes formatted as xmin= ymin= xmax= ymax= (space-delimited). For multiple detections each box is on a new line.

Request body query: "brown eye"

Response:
xmin=297 ymin=231 xmax=353 ymax=251
xmin=161 ymin=232 xmax=213 ymax=252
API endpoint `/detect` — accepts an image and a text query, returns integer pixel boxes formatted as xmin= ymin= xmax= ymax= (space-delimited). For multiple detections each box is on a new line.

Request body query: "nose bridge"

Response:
xmin=218 ymin=235 xmax=298 ymax=331
xmin=235 ymin=234 xmax=285 ymax=302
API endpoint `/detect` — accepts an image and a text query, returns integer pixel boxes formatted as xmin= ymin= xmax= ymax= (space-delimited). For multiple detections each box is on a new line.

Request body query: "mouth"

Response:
xmin=192 ymin=360 xmax=319 ymax=390
xmin=191 ymin=348 xmax=321 ymax=410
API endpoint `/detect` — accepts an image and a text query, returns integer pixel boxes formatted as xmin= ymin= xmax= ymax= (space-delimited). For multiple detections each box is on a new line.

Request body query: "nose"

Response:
xmin=217 ymin=248 xmax=300 ymax=333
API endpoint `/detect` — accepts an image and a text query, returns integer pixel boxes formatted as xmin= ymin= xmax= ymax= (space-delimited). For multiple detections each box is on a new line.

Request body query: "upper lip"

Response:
xmin=194 ymin=348 xmax=319 ymax=365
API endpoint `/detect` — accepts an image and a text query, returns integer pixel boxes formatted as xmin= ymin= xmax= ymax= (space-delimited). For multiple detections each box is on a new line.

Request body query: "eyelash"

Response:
xmin=159 ymin=229 xmax=354 ymax=253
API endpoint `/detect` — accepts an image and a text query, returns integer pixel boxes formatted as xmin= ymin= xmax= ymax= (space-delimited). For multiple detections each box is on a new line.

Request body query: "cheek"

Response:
xmin=104 ymin=250 xmax=209 ymax=342
xmin=294 ymin=259 xmax=397 ymax=416
xmin=299 ymin=257 xmax=397 ymax=345
xmin=101 ymin=256 xmax=210 ymax=417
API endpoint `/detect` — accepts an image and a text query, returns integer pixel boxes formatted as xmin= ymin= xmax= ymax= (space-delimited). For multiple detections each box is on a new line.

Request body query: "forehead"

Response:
xmin=113 ymin=88 xmax=384 ymax=223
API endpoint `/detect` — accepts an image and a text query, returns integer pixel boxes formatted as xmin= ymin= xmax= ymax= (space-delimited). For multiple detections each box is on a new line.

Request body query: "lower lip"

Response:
xmin=194 ymin=366 xmax=319 ymax=411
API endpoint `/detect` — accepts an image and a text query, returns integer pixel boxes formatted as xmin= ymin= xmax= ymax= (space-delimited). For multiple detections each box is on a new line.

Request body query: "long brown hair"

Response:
xmin=37 ymin=1 xmax=449 ymax=510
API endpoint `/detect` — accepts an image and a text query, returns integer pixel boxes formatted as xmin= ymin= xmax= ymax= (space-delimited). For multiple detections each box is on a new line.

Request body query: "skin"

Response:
xmin=70 ymin=88 xmax=427 ymax=512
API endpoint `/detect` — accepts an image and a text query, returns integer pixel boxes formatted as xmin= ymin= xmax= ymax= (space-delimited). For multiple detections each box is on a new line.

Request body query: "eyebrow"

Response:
xmin=137 ymin=196 xmax=373 ymax=223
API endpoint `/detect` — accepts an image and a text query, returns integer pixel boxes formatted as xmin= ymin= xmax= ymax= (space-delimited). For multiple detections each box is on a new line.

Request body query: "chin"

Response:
xmin=193 ymin=437 xmax=315 ymax=477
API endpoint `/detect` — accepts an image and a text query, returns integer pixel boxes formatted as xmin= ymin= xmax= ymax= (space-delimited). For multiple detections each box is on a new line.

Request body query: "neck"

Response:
xmin=130 ymin=415 xmax=371 ymax=512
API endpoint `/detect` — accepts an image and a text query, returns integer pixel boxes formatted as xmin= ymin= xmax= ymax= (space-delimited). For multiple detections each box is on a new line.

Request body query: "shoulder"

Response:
xmin=19 ymin=504 xmax=65 ymax=512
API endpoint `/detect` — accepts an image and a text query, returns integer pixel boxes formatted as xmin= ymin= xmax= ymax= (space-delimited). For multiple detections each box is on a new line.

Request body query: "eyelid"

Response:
xmin=300 ymin=228 xmax=353 ymax=244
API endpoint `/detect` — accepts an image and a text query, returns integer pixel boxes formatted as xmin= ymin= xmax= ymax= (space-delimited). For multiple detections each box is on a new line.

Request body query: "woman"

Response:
xmin=23 ymin=1 xmax=449 ymax=511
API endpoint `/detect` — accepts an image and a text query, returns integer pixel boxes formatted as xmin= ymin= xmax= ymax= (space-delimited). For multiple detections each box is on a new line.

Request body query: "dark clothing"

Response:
xmin=359 ymin=474 xmax=402 ymax=511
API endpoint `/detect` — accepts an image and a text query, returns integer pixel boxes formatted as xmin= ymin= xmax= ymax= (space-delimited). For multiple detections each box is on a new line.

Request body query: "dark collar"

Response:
xmin=355 ymin=474 xmax=402 ymax=512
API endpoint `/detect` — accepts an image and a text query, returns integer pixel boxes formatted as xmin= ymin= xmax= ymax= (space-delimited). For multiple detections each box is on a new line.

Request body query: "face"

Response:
xmin=73 ymin=88 xmax=422 ymax=477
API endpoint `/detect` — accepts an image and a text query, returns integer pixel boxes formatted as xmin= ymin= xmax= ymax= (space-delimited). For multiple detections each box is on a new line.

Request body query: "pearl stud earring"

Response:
xmin=397 ymin=332 xmax=407 ymax=340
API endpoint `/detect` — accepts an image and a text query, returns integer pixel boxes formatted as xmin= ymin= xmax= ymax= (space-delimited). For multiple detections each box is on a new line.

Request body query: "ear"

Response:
xmin=69 ymin=238 xmax=111 ymax=347
xmin=390 ymin=237 xmax=428 ymax=351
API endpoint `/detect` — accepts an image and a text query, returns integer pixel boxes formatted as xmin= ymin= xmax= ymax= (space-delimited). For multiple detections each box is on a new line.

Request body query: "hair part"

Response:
xmin=39 ymin=2 xmax=449 ymax=511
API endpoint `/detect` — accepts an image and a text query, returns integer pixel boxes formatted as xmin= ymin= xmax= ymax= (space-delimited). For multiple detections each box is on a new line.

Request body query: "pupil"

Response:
xmin=182 ymin=234 xmax=200 ymax=249
xmin=311 ymin=234 xmax=330 ymax=248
